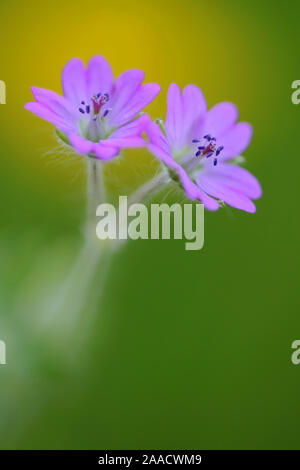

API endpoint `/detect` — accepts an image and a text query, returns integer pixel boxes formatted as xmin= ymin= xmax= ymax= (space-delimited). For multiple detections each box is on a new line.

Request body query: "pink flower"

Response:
xmin=147 ymin=83 xmax=262 ymax=212
xmin=25 ymin=56 xmax=160 ymax=160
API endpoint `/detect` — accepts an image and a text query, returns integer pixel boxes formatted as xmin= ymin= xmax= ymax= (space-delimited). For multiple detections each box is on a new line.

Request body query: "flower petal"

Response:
xmin=177 ymin=166 xmax=220 ymax=210
xmin=111 ymin=83 xmax=160 ymax=128
xmin=31 ymin=86 xmax=78 ymax=124
xmin=68 ymin=133 xmax=93 ymax=155
xmin=203 ymin=163 xmax=262 ymax=199
xmin=165 ymin=83 xmax=184 ymax=149
xmin=24 ymin=102 xmax=76 ymax=133
xmin=197 ymin=173 xmax=256 ymax=213
xmin=182 ymin=84 xmax=207 ymax=142
xmin=220 ymin=122 xmax=253 ymax=160
xmin=147 ymin=121 xmax=219 ymax=210
xmin=62 ymin=58 xmax=88 ymax=108
xmin=199 ymin=102 xmax=239 ymax=139
xmin=102 ymin=136 xmax=145 ymax=148
xmin=107 ymin=69 xmax=145 ymax=126
xmin=93 ymin=143 xmax=120 ymax=160
xmin=146 ymin=120 xmax=174 ymax=161
xmin=68 ymin=134 xmax=119 ymax=160
xmin=87 ymin=55 xmax=114 ymax=98
xmin=102 ymin=114 xmax=150 ymax=148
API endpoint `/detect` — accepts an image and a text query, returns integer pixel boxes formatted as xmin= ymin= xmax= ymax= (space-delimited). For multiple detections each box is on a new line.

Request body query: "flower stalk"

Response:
xmin=85 ymin=157 xmax=106 ymax=241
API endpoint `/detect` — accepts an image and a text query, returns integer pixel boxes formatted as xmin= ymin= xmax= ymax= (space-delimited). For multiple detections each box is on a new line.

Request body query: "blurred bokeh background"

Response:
xmin=0 ymin=0 xmax=299 ymax=449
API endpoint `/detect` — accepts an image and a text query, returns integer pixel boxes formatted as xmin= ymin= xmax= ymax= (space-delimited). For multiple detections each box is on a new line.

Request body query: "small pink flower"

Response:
xmin=147 ymin=83 xmax=262 ymax=212
xmin=25 ymin=55 xmax=160 ymax=160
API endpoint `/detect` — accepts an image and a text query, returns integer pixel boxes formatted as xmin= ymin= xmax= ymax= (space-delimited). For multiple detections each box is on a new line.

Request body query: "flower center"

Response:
xmin=192 ymin=134 xmax=224 ymax=166
xmin=78 ymin=92 xmax=111 ymax=142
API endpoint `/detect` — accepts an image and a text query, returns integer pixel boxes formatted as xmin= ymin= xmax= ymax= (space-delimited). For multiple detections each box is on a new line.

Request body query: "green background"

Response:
xmin=0 ymin=0 xmax=299 ymax=449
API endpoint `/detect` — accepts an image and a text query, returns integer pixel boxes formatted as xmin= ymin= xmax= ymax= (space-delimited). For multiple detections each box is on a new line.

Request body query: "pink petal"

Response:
xmin=203 ymin=164 xmax=262 ymax=199
xmin=102 ymin=114 xmax=150 ymax=148
xmin=87 ymin=55 xmax=114 ymax=98
xmin=68 ymin=133 xmax=93 ymax=155
xmin=182 ymin=84 xmax=207 ymax=142
xmin=107 ymin=69 xmax=145 ymax=125
xmin=24 ymin=102 xmax=76 ymax=133
xmin=31 ymin=87 xmax=78 ymax=124
xmin=93 ymin=143 xmax=120 ymax=160
xmin=177 ymin=167 xmax=220 ymax=210
xmin=102 ymin=136 xmax=145 ymax=148
xmin=165 ymin=83 xmax=184 ymax=149
xmin=146 ymin=120 xmax=174 ymax=162
xmin=199 ymin=102 xmax=239 ymax=139
xmin=197 ymin=173 xmax=256 ymax=213
xmin=220 ymin=122 xmax=253 ymax=160
xmin=147 ymin=121 xmax=219 ymax=210
xmin=110 ymin=113 xmax=150 ymax=137
xmin=62 ymin=58 xmax=88 ymax=108
xmin=112 ymin=83 xmax=160 ymax=128
xmin=68 ymin=134 xmax=119 ymax=159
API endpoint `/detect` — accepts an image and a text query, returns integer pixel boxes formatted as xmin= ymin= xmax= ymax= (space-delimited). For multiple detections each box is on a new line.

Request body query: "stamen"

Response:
xmin=216 ymin=145 xmax=224 ymax=156
xmin=91 ymin=92 xmax=110 ymax=115
xmin=192 ymin=135 xmax=224 ymax=166
xmin=78 ymin=92 xmax=112 ymax=142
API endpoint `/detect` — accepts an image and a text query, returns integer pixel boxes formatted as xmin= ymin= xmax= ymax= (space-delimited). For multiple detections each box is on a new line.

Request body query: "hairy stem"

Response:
xmin=35 ymin=162 xmax=169 ymax=354
xmin=86 ymin=158 xmax=106 ymax=240
xmin=128 ymin=168 xmax=170 ymax=205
